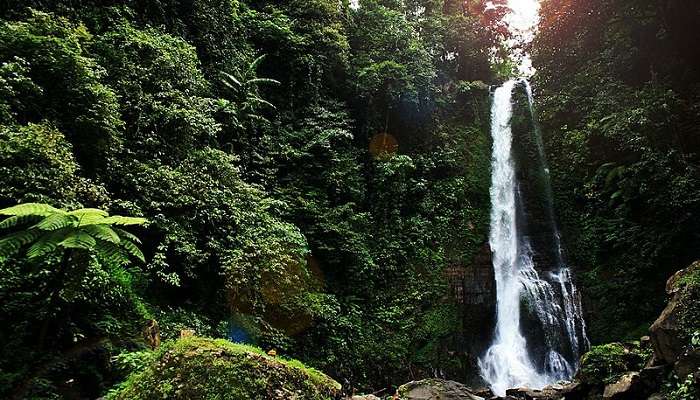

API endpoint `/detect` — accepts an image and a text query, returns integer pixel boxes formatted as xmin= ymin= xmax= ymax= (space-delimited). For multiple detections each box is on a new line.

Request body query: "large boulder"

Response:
xmin=108 ymin=337 xmax=341 ymax=400
xmin=578 ymin=343 xmax=648 ymax=386
xmin=396 ymin=379 xmax=484 ymax=400
xmin=602 ymin=372 xmax=642 ymax=399
xmin=649 ymin=261 xmax=700 ymax=364
xmin=505 ymin=384 xmax=566 ymax=399
xmin=649 ymin=261 xmax=700 ymax=379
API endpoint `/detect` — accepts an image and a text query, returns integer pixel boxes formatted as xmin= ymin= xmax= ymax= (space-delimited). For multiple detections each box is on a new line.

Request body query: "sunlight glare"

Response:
xmin=505 ymin=0 xmax=541 ymax=75
xmin=506 ymin=0 xmax=541 ymax=35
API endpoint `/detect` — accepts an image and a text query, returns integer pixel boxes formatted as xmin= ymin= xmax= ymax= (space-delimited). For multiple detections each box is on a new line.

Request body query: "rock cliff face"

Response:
xmin=461 ymin=243 xmax=497 ymax=359
xmin=449 ymin=243 xmax=496 ymax=385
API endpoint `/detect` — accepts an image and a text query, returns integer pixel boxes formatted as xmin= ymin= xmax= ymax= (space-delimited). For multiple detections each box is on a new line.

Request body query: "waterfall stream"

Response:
xmin=478 ymin=80 xmax=589 ymax=396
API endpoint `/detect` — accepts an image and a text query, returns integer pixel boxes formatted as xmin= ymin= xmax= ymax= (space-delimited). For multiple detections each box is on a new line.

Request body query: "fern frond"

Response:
xmin=58 ymin=232 xmax=97 ymax=250
xmin=247 ymin=55 xmax=267 ymax=76
xmin=95 ymin=240 xmax=129 ymax=267
xmin=114 ymin=228 xmax=142 ymax=244
xmin=245 ymin=77 xmax=280 ymax=86
xmin=76 ymin=215 xmax=110 ymax=226
xmin=33 ymin=214 xmax=77 ymax=231
xmin=68 ymin=208 xmax=109 ymax=217
xmin=100 ymin=216 xmax=148 ymax=226
xmin=82 ymin=225 xmax=121 ymax=243
xmin=0 ymin=230 xmax=42 ymax=257
xmin=221 ymin=71 xmax=242 ymax=87
xmin=26 ymin=229 xmax=71 ymax=259
xmin=0 ymin=203 xmax=65 ymax=217
xmin=0 ymin=215 xmax=42 ymax=229
xmin=121 ymin=239 xmax=145 ymax=263
xmin=247 ymin=96 xmax=276 ymax=109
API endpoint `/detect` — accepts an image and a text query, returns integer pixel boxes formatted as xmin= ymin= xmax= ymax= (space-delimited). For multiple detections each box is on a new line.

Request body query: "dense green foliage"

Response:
xmin=107 ymin=337 xmax=340 ymax=400
xmin=0 ymin=1 xmax=504 ymax=397
xmin=4 ymin=0 xmax=696 ymax=397
xmin=532 ymin=0 xmax=700 ymax=343
xmin=578 ymin=342 xmax=650 ymax=385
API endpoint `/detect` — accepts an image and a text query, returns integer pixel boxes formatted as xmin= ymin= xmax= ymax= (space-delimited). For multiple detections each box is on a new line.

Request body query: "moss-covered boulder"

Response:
xmin=578 ymin=342 xmax=650 ymax=386
xmin=650 ymin=260 xmax=700 ymax=366
xmin=109 ymin=337 xmax=340 ymax=399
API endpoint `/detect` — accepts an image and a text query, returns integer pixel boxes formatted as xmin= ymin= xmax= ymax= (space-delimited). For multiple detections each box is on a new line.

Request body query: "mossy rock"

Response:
xmin=650 ymin=261 xmax=700 ymax=365
xmin=108 ymin=337 xmax=341 ymax=399
xmin=579 ymin=342 xmax=649 ymax=385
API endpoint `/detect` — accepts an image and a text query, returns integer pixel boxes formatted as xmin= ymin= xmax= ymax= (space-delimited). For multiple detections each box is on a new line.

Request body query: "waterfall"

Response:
xmin=478 ymin=80 xmax=588 ymax=396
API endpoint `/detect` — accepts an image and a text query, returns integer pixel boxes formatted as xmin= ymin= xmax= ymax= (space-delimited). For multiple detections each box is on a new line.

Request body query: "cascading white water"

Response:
xmin=478 ymin=80 xmax=546 ymax=396
xmin=478 ymin=80 xmax=588 ymax=396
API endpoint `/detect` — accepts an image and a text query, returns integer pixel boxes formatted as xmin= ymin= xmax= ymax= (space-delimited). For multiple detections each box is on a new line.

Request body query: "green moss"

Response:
xmin=108 ymin=337 xmax=340 ymax=400
xmin=677 ymin=264 xmax=700 ymax=343
xmin=579 ymin=342 xmax=648 ymax=385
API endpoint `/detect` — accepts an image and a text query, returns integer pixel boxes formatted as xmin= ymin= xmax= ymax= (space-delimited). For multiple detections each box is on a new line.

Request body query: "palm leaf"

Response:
xmin=0 ymin=203 xmax=65 ymax=217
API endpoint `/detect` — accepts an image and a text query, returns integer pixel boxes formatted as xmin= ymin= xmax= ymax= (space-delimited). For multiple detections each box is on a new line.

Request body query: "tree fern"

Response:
xmin=0 ymin=230 xmax=42 ymax=258
xmin=82 ymin=225 xmax=121 ymax=243
xmin=33 ymin=214 xmax=76 ymax=231
xmin=0 ymin=203 xmax=147 ymax=267
xmin=0 ymin=214 xmax=42 ymax=229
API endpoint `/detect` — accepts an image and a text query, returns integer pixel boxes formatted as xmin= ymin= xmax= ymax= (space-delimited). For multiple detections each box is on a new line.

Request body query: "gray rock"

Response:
xmin=646 ymin=394 xmax=666 ymax=400
xmin=504 ymin=385 xmax=565 ymax=399
xmin=472 ymin=387 xmax=493 ymax=398
xmin=603 ymin=372 xmax=642 ymax=399
xmin=397 ymin=379 xmax=484 ymax=400
xmin=559 ymin=381 xmax=587 ymax=400
xmin=350 ymin=395 xmax=381 ymax=400
xmin=639 ymin=365 xmax=667 ymax=392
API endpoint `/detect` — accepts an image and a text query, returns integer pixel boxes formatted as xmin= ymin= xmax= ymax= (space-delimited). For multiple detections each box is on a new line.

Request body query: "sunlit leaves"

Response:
xmin=0 ymin=203 xmax=146 ymax=266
